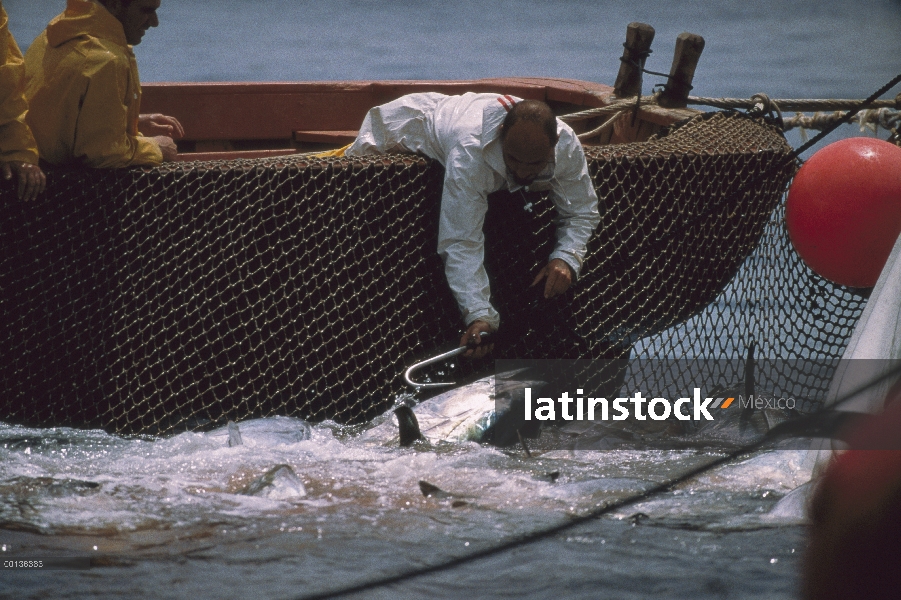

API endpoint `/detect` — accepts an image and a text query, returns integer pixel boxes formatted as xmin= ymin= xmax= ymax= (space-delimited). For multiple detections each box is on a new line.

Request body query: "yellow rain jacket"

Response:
xmin=0 ymin=3 xmax=39 ymax=165
xmin=23 ymin=0 xmax=162 ymax=168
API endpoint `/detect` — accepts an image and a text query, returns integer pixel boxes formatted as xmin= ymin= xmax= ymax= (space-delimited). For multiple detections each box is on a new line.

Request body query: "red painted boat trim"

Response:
xmin=142 ymin=78 xmax=615 ymax=144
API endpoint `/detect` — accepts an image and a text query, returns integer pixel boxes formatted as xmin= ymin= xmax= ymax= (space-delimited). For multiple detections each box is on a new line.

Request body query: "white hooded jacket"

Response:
xmin=347 ymin=92 xmax=600 ymax=330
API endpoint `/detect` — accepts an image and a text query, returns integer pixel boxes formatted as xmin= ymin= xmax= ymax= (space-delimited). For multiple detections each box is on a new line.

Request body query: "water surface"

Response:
xmin=2 ymin=1 xmax=899 ymax=598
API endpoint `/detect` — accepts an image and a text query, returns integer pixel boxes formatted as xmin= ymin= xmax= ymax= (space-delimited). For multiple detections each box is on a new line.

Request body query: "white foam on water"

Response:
xmin=690 ymin=450 xmax=814 ymax=493
xmin=0 ymin=417 xmax=814 ymax=535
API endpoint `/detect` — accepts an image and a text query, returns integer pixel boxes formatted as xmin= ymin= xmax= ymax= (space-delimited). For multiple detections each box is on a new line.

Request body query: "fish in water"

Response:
xmin=684 ymin=384 xmax=802 ymax=446
xmin=766 ymin=480 xmax=814 ymax=523
xmin=238 ymin=465 xmax=306 ymax=500
xmin=382 ymin=349 xmax=848 ymax=451
xmin=0 ymin=476 xmax=101 ymax=499
xmin=534 ymin=471 xmax=561 ymax=483
xmin=213 ymin=417 xmax=312 ymax=447
xmin=686 ymin=341 xmax=801 ymax=444
xmin=394 ymin=407 xmax=423 ymax=447
xmin=418 ymin=481 xmax=470 ymax=507
xmin=0 ymin=477 xmax=102 ymax=530
xmin=227 ymin=421 xmax=243 ymax=447
xmin=370 ymin=369 xmax=547 ymax=447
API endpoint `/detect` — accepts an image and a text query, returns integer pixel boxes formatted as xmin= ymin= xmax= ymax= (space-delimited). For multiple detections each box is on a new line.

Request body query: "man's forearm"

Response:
xmin=552 ymin=207 xmax=599 ymax=278
xmin=439 ymin=239 xmax=500 ymax=330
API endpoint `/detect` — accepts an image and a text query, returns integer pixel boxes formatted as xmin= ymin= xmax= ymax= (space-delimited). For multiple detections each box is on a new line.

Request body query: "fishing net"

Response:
xmin=0 ymin=110 xmax=865 ymax=434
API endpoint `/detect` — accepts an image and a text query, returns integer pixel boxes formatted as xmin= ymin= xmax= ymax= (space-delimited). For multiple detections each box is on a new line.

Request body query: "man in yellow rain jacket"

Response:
xmin=0 ymin=2 xmax=45 ymax=200
xmin=23 ymin=0 xmax=183 ymax=168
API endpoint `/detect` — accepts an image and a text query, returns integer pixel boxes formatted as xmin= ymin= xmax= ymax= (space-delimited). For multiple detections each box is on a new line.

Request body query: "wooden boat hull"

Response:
xmin=140 ymin=78 xmax=697 ymax=159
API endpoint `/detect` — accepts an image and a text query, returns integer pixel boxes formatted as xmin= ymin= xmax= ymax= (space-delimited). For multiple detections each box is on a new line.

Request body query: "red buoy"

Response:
xmin=786 ymin=138 xmax=901 ymax=288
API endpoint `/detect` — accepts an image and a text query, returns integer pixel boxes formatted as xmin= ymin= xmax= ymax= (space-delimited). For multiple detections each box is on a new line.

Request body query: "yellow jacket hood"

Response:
xmin=46 ymin=0 xmax=128 ymax=49
xmin=22 ymin=0 xmax=162 ymax=168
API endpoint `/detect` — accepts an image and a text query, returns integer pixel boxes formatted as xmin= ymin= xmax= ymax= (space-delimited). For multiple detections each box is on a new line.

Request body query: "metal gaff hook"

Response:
xmin=403 ymin=332 xmax=491 ymax=389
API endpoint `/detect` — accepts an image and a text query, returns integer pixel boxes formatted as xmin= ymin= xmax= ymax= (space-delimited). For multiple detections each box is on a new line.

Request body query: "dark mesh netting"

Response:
xmin=0 ymin=111 xmax=866 ymax=434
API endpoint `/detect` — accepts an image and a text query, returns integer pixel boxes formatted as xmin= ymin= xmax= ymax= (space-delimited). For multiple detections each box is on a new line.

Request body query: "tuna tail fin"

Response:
xmin=395 ymin=406 xmax=424 ymax=447
xmin=768 ymin=480 xmax=814 ymax=521
xmin=227 ymin=420 xmax=243 ymax=447
xmin=739 ymin=341 xmax=756 ymax=435
xmin=418 ymin=480 xmax=448 ymax=498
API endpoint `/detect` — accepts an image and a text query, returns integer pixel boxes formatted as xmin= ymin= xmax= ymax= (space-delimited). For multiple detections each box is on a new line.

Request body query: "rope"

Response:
xmin=560 ymin=97 xmax=659 ymax=123
xmin=749 ymin=93 xmax=783 ymax=122
xmin=560 ymin=92 xmax=901 ymax=126
xmin=687 ymin=94 xmax=901 ymax=112
xmin=784 ymin=108 xmax=901 ymax=140
xmin=577 ymin=110 xmax=625 ymax=141
xmin=619 ymin=55 xmax=672 ymax=80
xmin=295 ymin=69 xmax=901 ymax=600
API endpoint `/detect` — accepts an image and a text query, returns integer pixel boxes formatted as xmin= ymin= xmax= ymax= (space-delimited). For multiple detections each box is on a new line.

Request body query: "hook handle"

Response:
xmin=403 ymin=332 xmax=493 ymax=389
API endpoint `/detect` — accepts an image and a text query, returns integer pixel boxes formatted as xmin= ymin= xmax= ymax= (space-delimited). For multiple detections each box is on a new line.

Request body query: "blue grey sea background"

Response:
xmin=2 ymin=1 xmax=901 ymax=599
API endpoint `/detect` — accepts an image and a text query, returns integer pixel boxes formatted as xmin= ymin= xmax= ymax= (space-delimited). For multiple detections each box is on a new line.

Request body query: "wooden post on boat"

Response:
xmin=658 ymin=33 xmax=705 ymax=108
xmin=614 ymin=22 xmax=655 ymax=98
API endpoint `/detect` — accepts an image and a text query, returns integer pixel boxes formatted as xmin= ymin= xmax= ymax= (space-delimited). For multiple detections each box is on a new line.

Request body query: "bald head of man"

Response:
xmin=499 ymin=100 xmax=560 ymax=186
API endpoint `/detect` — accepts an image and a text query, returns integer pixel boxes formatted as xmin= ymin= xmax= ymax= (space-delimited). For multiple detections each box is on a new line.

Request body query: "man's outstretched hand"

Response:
xmin=530 ymin=258 xmax=573 ymax=299
xmin=139 ymin=113 xmax=185 ymax=139
xmin=458 ymin=260 xmax=572 ymax=359
xmin=460 ymin=319 xmax=495 ymax=359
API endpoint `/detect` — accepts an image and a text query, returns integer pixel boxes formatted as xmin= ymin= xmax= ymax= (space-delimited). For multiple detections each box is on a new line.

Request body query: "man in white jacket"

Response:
xmin=346 ymin=92 xmax=600 ymax=358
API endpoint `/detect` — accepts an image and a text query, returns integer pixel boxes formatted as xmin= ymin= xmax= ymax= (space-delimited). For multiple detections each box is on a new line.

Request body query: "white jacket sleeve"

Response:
xmin=436 ymin=150 xmax=501 ymax=330
xmin=548 ymin=130 xmax=601 ymax=276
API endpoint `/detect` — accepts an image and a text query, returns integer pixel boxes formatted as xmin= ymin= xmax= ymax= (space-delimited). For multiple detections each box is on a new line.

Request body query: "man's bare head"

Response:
xmin=500 ymin=100 xmax=560 ymax=186
xmin=99 ymin=0 xmax=160 ymax=46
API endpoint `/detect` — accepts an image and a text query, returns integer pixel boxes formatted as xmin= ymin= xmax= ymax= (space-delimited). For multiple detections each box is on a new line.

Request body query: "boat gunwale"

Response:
xmin=141 ymin=77 xmax=698 ymax=161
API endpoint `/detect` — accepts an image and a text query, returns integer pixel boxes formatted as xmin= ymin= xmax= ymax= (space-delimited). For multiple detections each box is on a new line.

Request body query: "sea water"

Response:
xmin=8 ymin=0 xmax=901 ymax=158
xmin=1 ymin=418 xmax=812 ymax=599
xmin=3 ymin=1 xmax=901 ymax=598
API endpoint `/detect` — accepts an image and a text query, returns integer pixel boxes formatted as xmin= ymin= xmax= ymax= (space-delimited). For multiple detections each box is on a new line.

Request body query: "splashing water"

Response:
xmin=0 ymin=410 xmax=813 ymax=599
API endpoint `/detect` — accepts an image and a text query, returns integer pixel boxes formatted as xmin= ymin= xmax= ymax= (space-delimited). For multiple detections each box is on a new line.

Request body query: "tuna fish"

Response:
xmin=238 ymin=465 xmax=306 ymax=500
xmin=369 ymin=369 xmax=546 ymax=447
